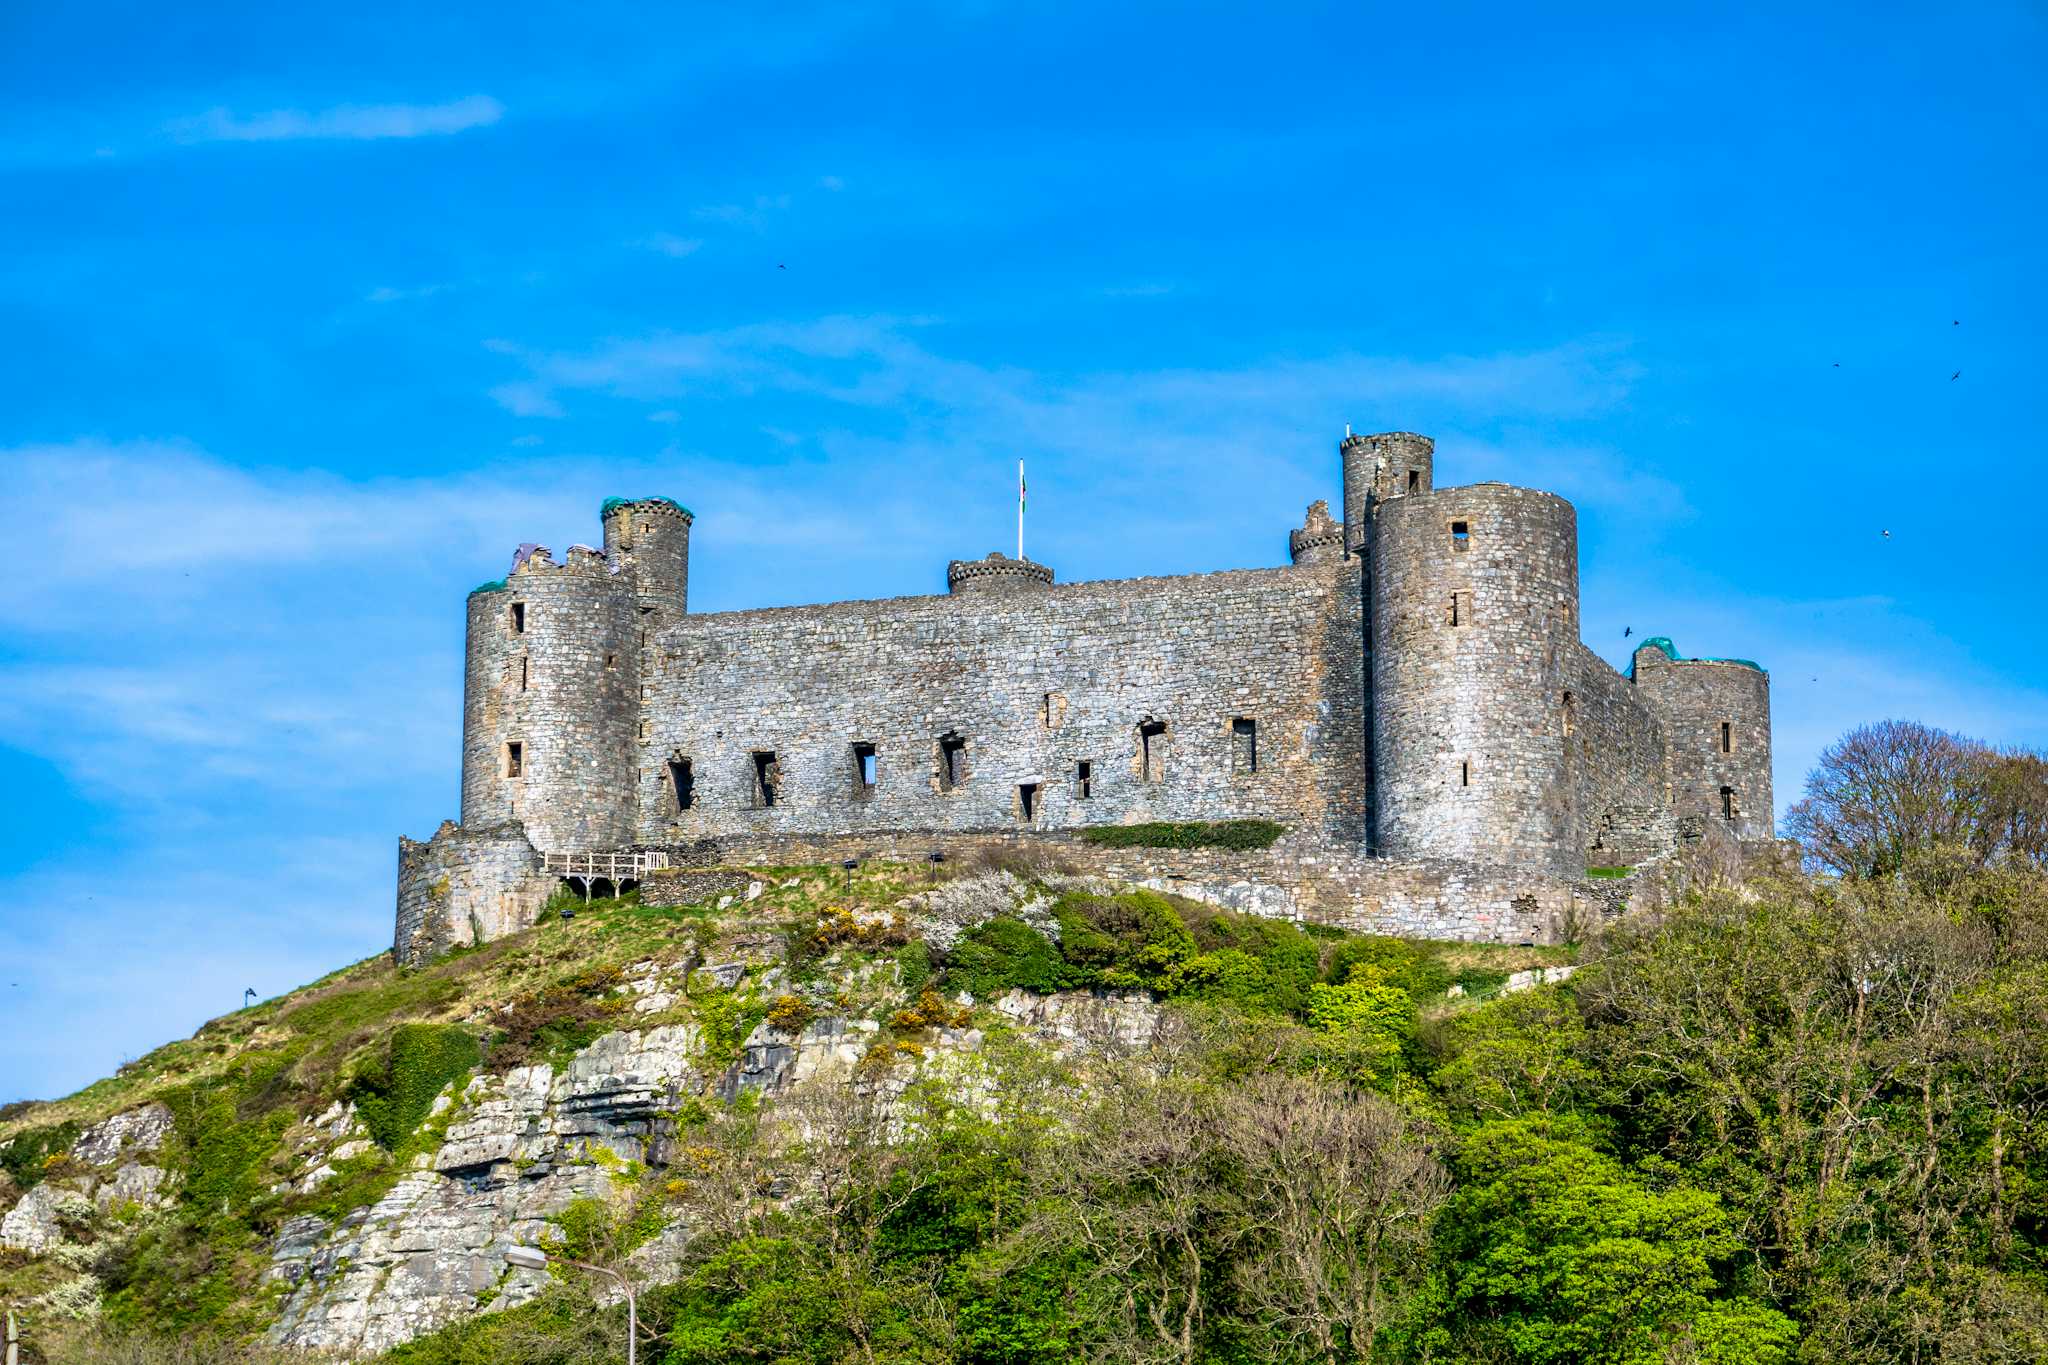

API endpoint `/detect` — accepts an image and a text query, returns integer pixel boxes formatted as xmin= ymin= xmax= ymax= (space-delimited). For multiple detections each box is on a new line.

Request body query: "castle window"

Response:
xmin=1720 ymin=721 xmax=1733 ymax=754
xmin=1460 ymin=758 xmax=1470 ymax=787
xmin=510 ymin=601 xmax=527 ymax=633
xmin=1407 ymin=469 xmax=1420 ymax=494
xmin=1076 ymin=760 xmax=1093 ymax=799
xmin=750 ymin=751 xmax=781 ymax=808
xmin=638 ymin=720 xmax=649 ymax=741
xmin=668 ymin=755 xmax=695 ymax=811
xmin=1042 ymin=691 xmax=1067 ymax=730
xmin=1231 ymin=717 xmax=1258 ymax=774
xmin=852 ymin=741 xmax=878 ymax=797
xmin=1139 ymin=718 xmax=1169 ymax=783
xmin=1450 ymin=521 xmax=1470 ymax=551
xmin=938 ymin=732 xmax=968 ymax=792
xmin=1562 ymin=691 xmax=1576 ymax=737
xmin=1017 ymin=782 xmax=1040 ymax=824
xmin=1721 ymin=786 xmax=1737 ymax=821
xmin=605 ymin=653 xmax=617 ymax=670
xmin=505 ymin=742 xmax=523 ymax=778
xmin=1446 ymin=591 xmax=1471 ymax=627
xmin=519 ymin=657 xmax=529 ymax=692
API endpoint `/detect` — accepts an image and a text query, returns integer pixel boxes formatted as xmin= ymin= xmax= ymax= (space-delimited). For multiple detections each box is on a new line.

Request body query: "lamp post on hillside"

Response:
xmin=504 ymin=1245 xmax=637 ymax=1365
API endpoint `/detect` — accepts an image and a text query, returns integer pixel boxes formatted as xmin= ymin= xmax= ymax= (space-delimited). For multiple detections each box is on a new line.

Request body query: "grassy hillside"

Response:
xmin=0 ymin=856 xmax=1559 ymax=1361
xmin=12 ymin=840 xmax=2045 ymax=1364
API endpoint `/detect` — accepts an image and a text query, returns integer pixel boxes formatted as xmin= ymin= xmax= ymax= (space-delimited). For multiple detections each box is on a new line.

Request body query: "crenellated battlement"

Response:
xmin=946 ymin=551 xmax=1056 ymax=593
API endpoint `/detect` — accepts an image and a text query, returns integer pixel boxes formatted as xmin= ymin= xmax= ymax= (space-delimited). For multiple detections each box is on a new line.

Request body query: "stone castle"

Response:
xmin=395 ymin=430 xmax=1772 ymax=964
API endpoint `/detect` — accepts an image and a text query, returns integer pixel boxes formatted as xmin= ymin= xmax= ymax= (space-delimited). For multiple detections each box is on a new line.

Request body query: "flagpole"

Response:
xmin=1017 ymin=459 xmax=1025 ymax=561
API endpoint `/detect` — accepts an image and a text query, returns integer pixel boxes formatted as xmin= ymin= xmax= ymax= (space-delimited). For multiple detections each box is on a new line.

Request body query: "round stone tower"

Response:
xmin=1369 ymin=483 xmax=1579 ymax=874
xmin=601 ymin=496 xmax=692 ymax=616
xmin=946 ymin=552 xmax=1054 ymax=594
xmin=1631 ymin=640 xmax=1774 ymax=843
xmin=460 ymin=545 xmax=640 ymax=854
xmin=1341 ymin=431 xmax=1434 ymax=554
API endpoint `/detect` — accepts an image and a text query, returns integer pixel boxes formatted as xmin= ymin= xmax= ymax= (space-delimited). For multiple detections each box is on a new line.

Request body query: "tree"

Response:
xmin=1215 ymin=1074 xmax=1448 ymax=1363
xmin=1432 ymin=1120 xmax=1797 ymax=1364
xmin=1786 ymin=720 xmax=1994 ymax=880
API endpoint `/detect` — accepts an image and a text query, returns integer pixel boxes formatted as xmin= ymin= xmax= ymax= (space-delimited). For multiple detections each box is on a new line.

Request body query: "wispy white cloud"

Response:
xmin=166 ymin=95 xmax=502 ymax=145
xmin=818 ymin=174 xmax=845 ymax=191
xmin=488 ymin=381 xmax=566 ymax=418
xmin=366 ymin=282 xmax=450 ymax=304
xmin=694 ymin=193 xmax=793 ymax=230
xmin=638 ymin=233 xmax=703 ymax=258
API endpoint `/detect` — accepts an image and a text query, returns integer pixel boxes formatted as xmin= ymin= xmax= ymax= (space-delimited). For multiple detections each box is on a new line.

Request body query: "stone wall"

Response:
xmin=394 ymin=821 xmax=554 ymax=966
xmin=1563 ymin=642 xmax=1672 ymax=865
xmin=648 ymin=829 xmax=1608 ymax=946
xmin=631 ymin=558 xmax=1366 ymax=850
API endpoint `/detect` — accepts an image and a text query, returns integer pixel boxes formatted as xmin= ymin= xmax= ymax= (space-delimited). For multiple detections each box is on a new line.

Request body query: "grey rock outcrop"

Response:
xmin=265 ymin=987 xmax=1162 ymax=1357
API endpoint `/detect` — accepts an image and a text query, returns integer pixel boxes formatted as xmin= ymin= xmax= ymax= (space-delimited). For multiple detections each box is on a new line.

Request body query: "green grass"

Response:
xmin=1585 ymin=865 xmax=1634 ymax=879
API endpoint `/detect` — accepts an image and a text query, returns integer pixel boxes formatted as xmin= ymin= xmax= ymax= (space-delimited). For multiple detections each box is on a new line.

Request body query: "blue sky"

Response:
xmin=1 ymin=1 xmax=2044 ymax=1100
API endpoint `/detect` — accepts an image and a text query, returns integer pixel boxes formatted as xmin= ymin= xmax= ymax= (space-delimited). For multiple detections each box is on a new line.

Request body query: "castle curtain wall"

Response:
xmin=630 ymin=562 xmax=1367 ymax=847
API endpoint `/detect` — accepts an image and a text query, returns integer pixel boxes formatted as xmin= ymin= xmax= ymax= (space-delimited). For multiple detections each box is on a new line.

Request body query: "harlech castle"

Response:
xmin=395 ymin=431 xmax=1773 ymax=964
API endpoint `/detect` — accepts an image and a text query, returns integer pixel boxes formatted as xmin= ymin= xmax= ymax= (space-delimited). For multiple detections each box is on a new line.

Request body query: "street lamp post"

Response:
xmin=504 ymin=1245 xmax=637 ymax=1365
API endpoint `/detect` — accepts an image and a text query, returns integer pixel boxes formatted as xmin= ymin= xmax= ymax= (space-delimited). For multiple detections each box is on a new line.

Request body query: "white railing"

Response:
xmin=544 ymin=850 xmax=670 ymax=879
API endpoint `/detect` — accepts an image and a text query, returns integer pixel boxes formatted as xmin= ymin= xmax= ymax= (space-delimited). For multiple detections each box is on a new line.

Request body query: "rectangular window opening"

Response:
xmin=1075 ymin=760 xmax=1093 ymax=800
xmin=1562 ymin=691 xmax=1576 ymax=737
xmin=751 ymin=751 xmax=780 ymax=808
xmin=1231 ymin=717 xmax=1258 ymax=774
xmin=1407 ymin=469 xmax=1420 ymax=494
xmin=938 ymin=733 xmax=968 ymax=792
xmin=1721 ymin=786 xmax=1737 ymax=821
xmin=1720 ymin=721 xmax=1733 ymax=754
xmin=1446 ymin=591 xmax=1471 ymax=627
xmin=605 ymin=653 xmax=618 ymax=670
xmin=668 ymin=756 xmax=695 ymax=811
xmin=1460 ymin=759 xmax=1470 ymax=787
xmin=1017 ymin=782 xmax=1040 ymax=825
xmin=505 ymin=741 xmax=523 ymax=778
xmin=1139 ymin=718 xmax=1169 ymax=783
xmin=519 ymin=656 xmax=529 ymax=692
xmin=510 ymin=601 xmax=526 ymax=633
xmin=852 ymin=741 xmax=878 ymax=796
xmin=1450 ymin=521 xmax=1470 ymax=551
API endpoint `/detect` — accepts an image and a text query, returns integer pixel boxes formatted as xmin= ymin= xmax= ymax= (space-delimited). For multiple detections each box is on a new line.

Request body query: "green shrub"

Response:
xmin=1077 ymin=819 xmax=1286 ymax=851
xmin=1324 ymin=936 xmax=1454 ymax=998
xmin=895 ymin=940 xmax=933 ymax=994
xmin=346 ymin=1024 xmax=480 ymax=1151
xmin=1053 ymin=890 xmax=1198 ymax=990
xmin=945 ymin=918 xmax=1068 ymax=998
xmin=0 ymin=1120 xmax=80 ymax=1190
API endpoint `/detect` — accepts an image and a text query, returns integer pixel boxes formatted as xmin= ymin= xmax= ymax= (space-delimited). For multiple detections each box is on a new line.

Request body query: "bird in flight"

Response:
xmin=1623 ymin=626 xmax=1633 ymax=638
xmin=1883 ymin=530 xmax=1891 ymax=538
xmin=777 ymin=263 xmax=787 ymax=270
xmin=1952 ymin=371 xmax=1961 ymax=381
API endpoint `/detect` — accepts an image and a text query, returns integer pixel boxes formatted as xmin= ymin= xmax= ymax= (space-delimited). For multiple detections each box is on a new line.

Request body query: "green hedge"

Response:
xmin=1077 ymin=819 xmax=1286 ymax=851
